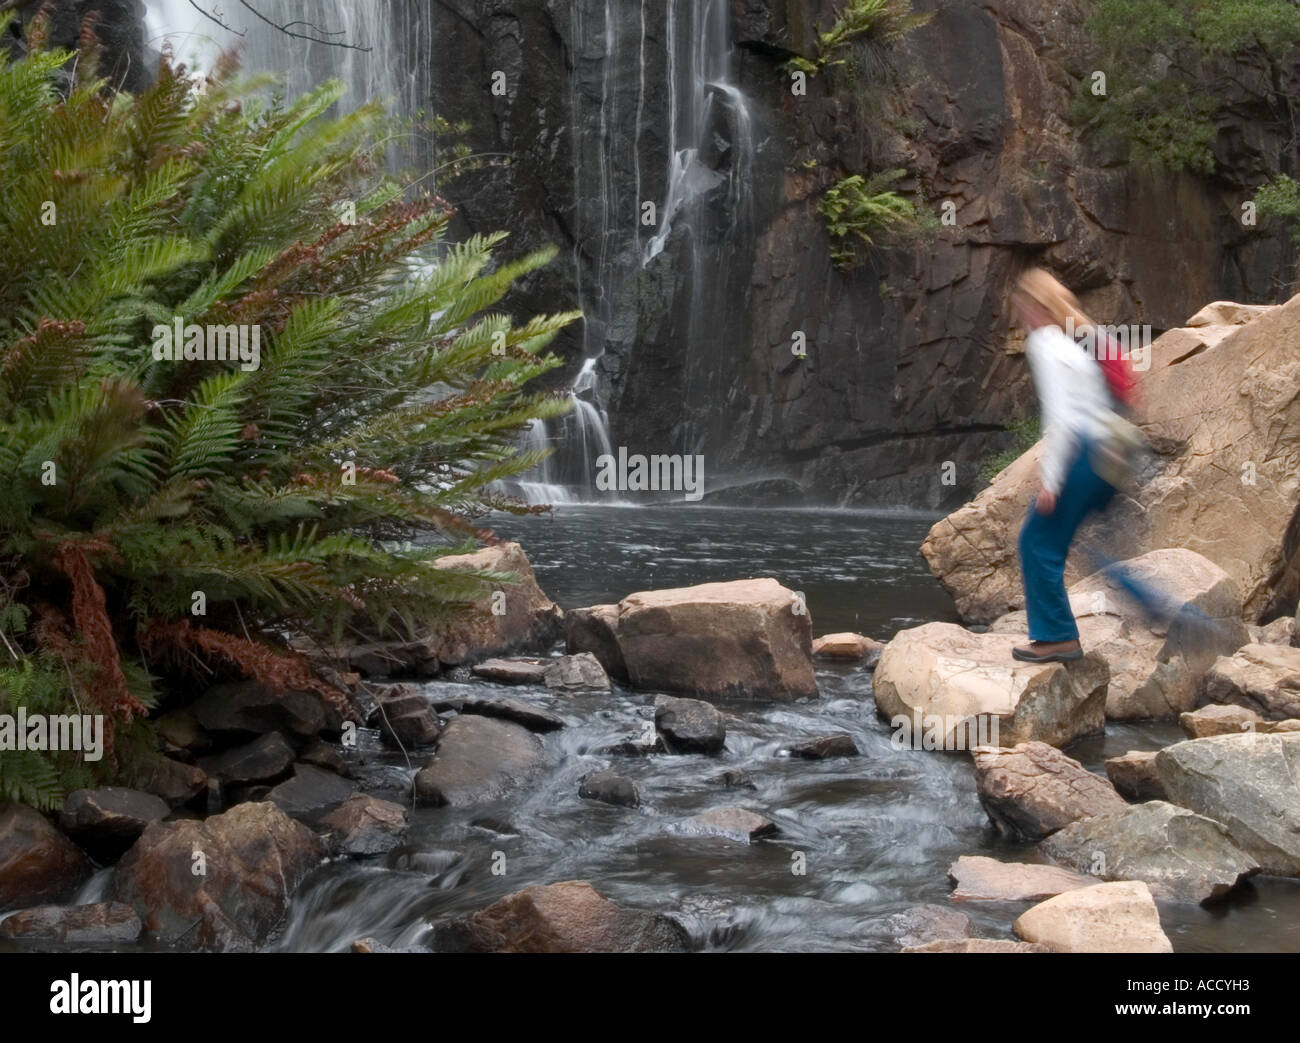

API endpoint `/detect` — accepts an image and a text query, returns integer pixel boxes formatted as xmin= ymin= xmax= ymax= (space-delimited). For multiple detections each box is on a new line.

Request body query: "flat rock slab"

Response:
xmin=0 ymin=901 xmax=141 ymax=946
xmin=948 ymin=855 xmax=1095 ymax=902
xmin=904 ymin=938 xmax=1052 ymax=953
xmin=973 ymin=742 xmax=1127 ymax=841
xmin=267 ymin=764 xmax=356 ymax=826
xmin=1038 ymin=800 xmax=1259 ymax=903
xmin=471 ymin=658 xmax=551 ymax=684
xmin=886 ymin=904 xmax=972 ymax=948
xmin=812 ymin=632 xmax=883 ymax=664
xmin=1013 ymin=881 xmax=1173 ymax=953
xmin=787 ymin=733 xmax=859 ymax=759
xmin=1156 ymin=732 xmax=1300 ymax=876
xmin=432 ymin=880 xmax=687 ymax=953
xmin=1105 ymin=751 xmax=1166 ymax=802
xmin=414 ymin=714 xmax=544 ymax=808
xmin=874 ymin=623 xmax=1108 ymax=749
xmin=670 ymin=807 xmax=777 ymax=844
xmin=456 ymin=696 xmax=565 ymax=733
xmin=1180 ymin=703 xmax=1266 ymax=739
xmin=655 ymin=695 xmax=726 ymax=753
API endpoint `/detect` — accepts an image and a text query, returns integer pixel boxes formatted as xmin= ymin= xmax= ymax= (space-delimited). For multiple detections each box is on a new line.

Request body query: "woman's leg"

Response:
xmin=1019 ymin=444 xmax=1117 ymax=643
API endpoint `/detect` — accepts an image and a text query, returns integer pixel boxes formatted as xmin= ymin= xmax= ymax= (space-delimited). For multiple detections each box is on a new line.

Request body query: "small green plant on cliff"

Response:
xmin=785 ymin=0 xmax=931 ymax=76
xmin=1254 ymin=173 xmax=1300 ymax=241
xmin=818 ymin=170 xmax=932 ymax=268
xmin=0 ymin=15 xmax=577 ymax=807
xmin=977 ymin=417 xmax=1041 ymax=484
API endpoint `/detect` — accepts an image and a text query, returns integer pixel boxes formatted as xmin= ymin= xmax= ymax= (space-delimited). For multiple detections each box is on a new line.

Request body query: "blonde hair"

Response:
xmin=1014 ymin=268 xmax=1093 ymax=331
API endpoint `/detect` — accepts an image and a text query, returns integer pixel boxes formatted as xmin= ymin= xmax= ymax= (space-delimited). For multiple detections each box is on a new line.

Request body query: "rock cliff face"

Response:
xmin=429 ymin=0 xmax=1289 ymax=507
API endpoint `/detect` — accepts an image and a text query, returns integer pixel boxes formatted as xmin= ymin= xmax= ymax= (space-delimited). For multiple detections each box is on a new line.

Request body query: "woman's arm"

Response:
xmin=1025 ymin=328 xmax=1077 ymax=499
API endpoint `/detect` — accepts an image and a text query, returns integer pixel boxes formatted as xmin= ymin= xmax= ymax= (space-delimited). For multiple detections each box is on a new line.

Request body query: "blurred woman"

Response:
xmin=1009 ymin=268 xmax=1119 ymax=663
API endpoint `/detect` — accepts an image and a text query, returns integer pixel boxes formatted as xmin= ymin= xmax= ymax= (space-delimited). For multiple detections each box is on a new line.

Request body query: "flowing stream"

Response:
xmin=269 ymin=506 xmax=1300 ymax=953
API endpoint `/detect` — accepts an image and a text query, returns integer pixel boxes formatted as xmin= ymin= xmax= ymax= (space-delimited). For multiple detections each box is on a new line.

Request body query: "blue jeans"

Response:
xmin=1018 ymin=441 xmax=1117 ymax=643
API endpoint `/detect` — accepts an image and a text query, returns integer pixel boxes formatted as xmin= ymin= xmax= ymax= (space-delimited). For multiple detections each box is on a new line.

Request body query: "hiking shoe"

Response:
xmin=1012 ymin=640 xmax=1084 ymax=663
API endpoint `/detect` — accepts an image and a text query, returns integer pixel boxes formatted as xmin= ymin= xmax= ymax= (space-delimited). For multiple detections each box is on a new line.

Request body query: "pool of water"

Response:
xmin=268 ymin=505 xmax=1300 ymax=953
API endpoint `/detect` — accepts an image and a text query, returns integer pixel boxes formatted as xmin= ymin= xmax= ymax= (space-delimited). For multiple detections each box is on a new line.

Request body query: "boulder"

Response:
xmin=266 ymin=764 xmax=356 ymax=826
xmin=321 ymin=794 xmax=407 ymax=856
xmin=0 ymin=901 xmax=142 ymax=946
xmin=923 ymin=297 xmax=1300 ymax=625
xmin=670 ymin=807 xmax=777 ymax=844
xmin=904 ymin=938 xmax=1052 ymax=953
xmin=371 ymin=683 xmax=441 ymax=748
xmin=542 ymin=653 xmax=611 ymax=693
xmin=1105 ymin=750 xmax=1166 ymax=802
xmin=192 ymin=681 xmax=340 ymax=737
xmin=1156 ymin=732 xmax=1300 ymax=875
xmin=58 ymin=787 xmax=170 ymax=860
xmin=456 ymin=696 xmax=565 ymax=733
xmin=812 ymin=632 xmax=883 ymax=665
xmin=989 ymin=549 xmax=1249 ymax=720
xmin=120 ymin=753 xmax=207 ymax=805
xmin=972 ymin=742 xmax=1127 ymax=841
xmin=432 ymin=880 xmax=688 ymax=953
xmin=1185 ymin=300 xmax=1277 ymax=327
xmin=154 ymin=708 xmax=210 ymax=751
xmin=112 ymin=801 xmax=323 ymax=950
xmin=198 ymin=732 xmax=295 ymax=786
xmin=1180 ymin=703 xmax=1265 ymax=739
xmin=471 ymin=657 xmax=550 ymax=685
xmin=1251 ymin=616 xmax=1295 ymax=645
xmin=874 ymin=624 xmax=1108 ymax=749
xmin=578 ymin=769 xmax=640 ymax=808
xmin=414 ymin=714 xmax=544 ymax=807
xmin=1038 ymin=800 xmax=1259 ymax=903
xmin=1013 ymin=881 xmax=1173 ymax=953
xmin=607 ymin=578 xmax=816 ymax=701
xmin=428 ymin=541 xmax=563 ymax=665
xmin=885 ymin=904 xmax=971 ymax=948
xmin=654 ymin=695 xmax=726 ymax=754
xmin=786 ymin=733 xmax=860 ymax=759
xmin=1202 ymin=643 xmax=1300 ymax=721
xmin=947 ymin=855 xmax=1094 ymax=902
xmin=0 ymin=803 xmax=91 ymax=912
xmin=564 ymin=604 xmax=627 ymax=681
xmin=298 ymin=737 xmax=348 ymax=775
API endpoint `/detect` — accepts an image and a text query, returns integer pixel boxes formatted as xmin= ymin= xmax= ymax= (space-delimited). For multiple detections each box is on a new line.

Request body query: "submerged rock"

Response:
xmin=0 ymin=803 xmax=92 ymax=912
xmin=654 ymin=695 xmax=726 ymax=754
xmin=786 ymin=733 xmax=859 ymax=759
xmin=456 ymin=696 xmax=565 ymax=733
xmin=947 ymin=855 xmax=1094 ymax=902
xmin=0 ymin=901 xmax=142 ymax=946
xmin=112 ymin=801 xmax=323 ymax=951
xmin=578 ymin=769 xmax=640 ymax=808
xmin=1156 ymin=732 xmax=1300 ymax=876
xmin=1038 ymin=801 xmax=1259 ymax=903
xmin=874 ymin=623 xmax=1108 ymax=749
xmin=1013 ymin=881 xmax=1173 ymax=953
xmin=886 ymin=904 xmax=972 ymax=948
xmin=905 ymin=938 xmax=1052 ymax=953
xmin=414 ymin=714 xmax=544 ymax=807
xmin=432 ymin=880 xmax=688 ymax=953
xmin=972 ymin=742 xmax=1127 ymax=841
xmin=670 ymin=807 xmax=777 ymax=844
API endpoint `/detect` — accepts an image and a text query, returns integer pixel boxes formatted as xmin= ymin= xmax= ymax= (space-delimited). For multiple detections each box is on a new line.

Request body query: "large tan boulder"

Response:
xmin=923 ymin=296 xmax=1300 ymax=624
xmin=570 ymin=578 xmax=816 ymax=701
xmin=1202 ymin=642 xmax=1300 ymax=721
xmin=991 ymin=549 xmax=1248 ymax=720
xmin=1013 ymin=881 xmax=1173 ymax=953
xmin=873 ymin=623 xmax=1108 ymax=749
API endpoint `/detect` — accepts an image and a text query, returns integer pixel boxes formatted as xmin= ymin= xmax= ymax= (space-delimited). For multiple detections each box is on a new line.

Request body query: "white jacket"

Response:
xmin=1025 ymin=324 xmax=1113 ymax=495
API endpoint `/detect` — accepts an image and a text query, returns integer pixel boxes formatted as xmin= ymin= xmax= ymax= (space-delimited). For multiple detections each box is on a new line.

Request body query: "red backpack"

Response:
xmin=1096 ymin=331 xmax=1138 ymax=409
